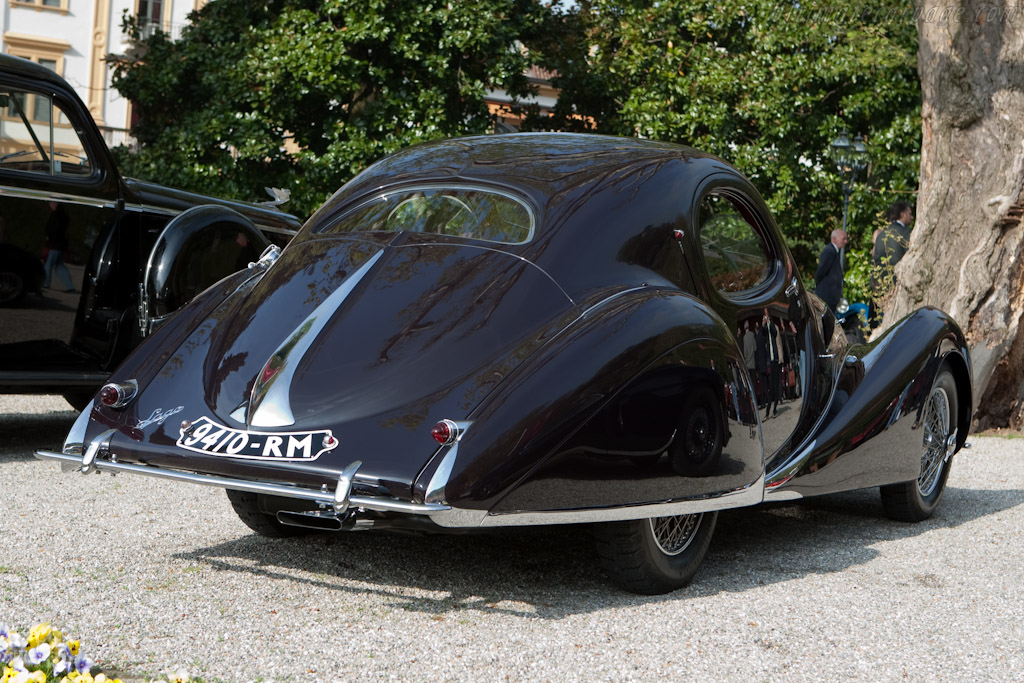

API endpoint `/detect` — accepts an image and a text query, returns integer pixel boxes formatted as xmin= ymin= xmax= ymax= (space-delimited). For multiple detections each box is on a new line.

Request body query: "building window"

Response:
xmin=3 ymin=33 xmax=71 ymax=125
xmin=9 ymin=0 xmax=69 ymax=13
xmin=137 ymin=0 xmax=169 ymax=37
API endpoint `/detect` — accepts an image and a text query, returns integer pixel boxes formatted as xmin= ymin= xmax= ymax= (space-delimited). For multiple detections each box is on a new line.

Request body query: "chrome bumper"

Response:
xmin=36 ymin=426 xmax=763 ymax=530
xmin=34 ymin=428 xmax=449 ymax=519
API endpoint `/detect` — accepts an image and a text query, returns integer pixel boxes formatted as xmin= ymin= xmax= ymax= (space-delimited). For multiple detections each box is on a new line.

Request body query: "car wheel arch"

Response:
xmin=141 ymin=205 xmax=269 ymax=333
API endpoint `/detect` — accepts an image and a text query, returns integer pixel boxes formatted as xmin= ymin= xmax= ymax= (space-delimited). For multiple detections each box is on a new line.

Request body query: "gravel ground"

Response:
xmin=3 ymin=394 xmax=1023 ymax=682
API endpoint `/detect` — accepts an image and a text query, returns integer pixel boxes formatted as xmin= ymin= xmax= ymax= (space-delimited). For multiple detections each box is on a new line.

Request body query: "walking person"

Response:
xmin=42 ymin=201 xmax=74 ymax=292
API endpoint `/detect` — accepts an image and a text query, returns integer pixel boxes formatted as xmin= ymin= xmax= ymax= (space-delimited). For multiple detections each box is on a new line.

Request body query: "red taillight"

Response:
xmin=431 ymin=419 xmax=458 ymax=446
xmin=98 ymin=385 xmax=120 ymax=407
xmin=98 ymin=380 xmax=138 ymax=409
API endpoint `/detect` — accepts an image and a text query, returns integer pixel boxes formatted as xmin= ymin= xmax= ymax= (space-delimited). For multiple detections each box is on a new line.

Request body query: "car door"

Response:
xmin=688 ymin=178 xmax=838 ymax=466
xmin=0 ymin=75 xmax=120 ymax=391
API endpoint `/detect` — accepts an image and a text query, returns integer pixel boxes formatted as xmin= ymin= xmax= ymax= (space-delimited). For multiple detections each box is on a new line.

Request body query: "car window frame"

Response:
xmin=691 ymin=181 xmax=783 ymax=305
xmin=314 ymin=182 xmax=537 ymax=246
xmin=0 ymin=75 xmax=107 ymax=191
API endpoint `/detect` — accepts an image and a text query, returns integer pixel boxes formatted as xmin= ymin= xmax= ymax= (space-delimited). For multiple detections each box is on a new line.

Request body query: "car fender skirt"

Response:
xmin=422 ymin=289 xmax=766 ymax=516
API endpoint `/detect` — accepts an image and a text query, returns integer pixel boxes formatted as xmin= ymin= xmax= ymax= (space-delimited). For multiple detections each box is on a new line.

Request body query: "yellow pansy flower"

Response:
xmin=27 ymin=623 xmax=51 ymax=648
xmin=28 ymin=671 xmax=47 ymax=683
xmin=68 ymin=640 xmax=80 ymax=656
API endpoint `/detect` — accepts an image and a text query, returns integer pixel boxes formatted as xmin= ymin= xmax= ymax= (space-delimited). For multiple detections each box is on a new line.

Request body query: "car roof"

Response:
xmin=0 ymin=53 xmax=74 ymax=90
xmin=306 ymin=133 xmax=766 ymax=303
xmin=336 ymin=132 xmax=718 ymax=202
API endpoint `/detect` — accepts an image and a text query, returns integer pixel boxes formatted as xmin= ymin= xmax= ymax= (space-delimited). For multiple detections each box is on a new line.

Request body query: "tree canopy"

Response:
xmin=530 ymin=0 xmax=922 ymax=292
xmin=112 ymin=0 xmax=922 ymax=290
xmin=111 ymin=0 xmax=548 ymax=216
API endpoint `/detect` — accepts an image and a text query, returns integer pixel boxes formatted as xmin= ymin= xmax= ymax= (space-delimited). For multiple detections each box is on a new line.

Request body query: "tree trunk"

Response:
xmin=888 ymin=0 xmax=1024 ymax=430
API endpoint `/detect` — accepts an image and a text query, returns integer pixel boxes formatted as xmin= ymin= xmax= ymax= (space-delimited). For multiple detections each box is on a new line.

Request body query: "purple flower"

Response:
xmin=26 ymin=643 xmax=51 ymax=666
xmin=75 ymin=653 xmax=94 ymax=674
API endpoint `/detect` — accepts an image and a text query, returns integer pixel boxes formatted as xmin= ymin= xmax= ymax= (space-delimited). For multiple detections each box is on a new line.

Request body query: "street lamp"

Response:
xmin=830 ymin=130 xmax=869 ymax=234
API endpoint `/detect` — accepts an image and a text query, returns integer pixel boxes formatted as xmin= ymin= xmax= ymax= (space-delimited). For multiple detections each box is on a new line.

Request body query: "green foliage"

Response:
xmin=110 ymin=0 xmax=549 ymax=216
xmin=112 ymin=0 xmax=922 ymax=289
xmin=530 ymin=0 xmax=922 ymax=279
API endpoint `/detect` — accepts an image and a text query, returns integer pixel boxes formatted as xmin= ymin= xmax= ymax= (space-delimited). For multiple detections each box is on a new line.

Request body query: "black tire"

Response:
xmin=0 ymin=270 xmax=26 ymax=306
xmin=668 ymin=385 xmax=723 ymax=477
xmin=880 ymin=366 xmax=958 ymax=522
xmin=593 ymin=511 xmax=718 ymax=594
xmin=225 ymin=489 xmax=318 ymax=537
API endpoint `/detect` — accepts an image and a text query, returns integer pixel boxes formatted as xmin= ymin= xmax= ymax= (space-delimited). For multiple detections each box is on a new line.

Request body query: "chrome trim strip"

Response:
xmin=248 ymin=249 xmax=384 ymax=427
xmin=0 ymin=183 xmax=114 ymax=210
xmin=122 ymin=202 xmax=178 ymax=217
xmin=577 ymin=286 xmax=650 ymax=320
xmin=433 ymin=470 xmax=767 ymax=528
xmin=34 ymin=448 xmax=449 ymax=516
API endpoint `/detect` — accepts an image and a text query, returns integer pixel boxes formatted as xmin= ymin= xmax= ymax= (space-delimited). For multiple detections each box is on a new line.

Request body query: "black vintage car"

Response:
xmin=37 ymin=134 xmax=972 ymax=594
xmin=0 ymin=54 xmax=299 ymax=406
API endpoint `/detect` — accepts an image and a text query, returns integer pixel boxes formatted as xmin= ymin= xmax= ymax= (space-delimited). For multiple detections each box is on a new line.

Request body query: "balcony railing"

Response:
xmin=98 ymin=126 xmax=137 ymax=151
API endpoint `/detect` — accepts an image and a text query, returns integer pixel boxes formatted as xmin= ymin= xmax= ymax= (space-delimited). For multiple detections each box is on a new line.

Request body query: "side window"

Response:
xmin=698 ymin=192 xmax=771 ymax=294
xmin=0 ymin=88 xmax=93 ymax=178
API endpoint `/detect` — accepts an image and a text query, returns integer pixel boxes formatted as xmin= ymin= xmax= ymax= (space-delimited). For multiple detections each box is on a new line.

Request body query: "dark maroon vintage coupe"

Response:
xmin=37 ymin=134 xmax=972 ymax=594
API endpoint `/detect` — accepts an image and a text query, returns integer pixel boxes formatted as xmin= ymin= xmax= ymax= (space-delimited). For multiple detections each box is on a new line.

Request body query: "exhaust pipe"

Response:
xmin=276 ymin=510 xmax=345 ymax=531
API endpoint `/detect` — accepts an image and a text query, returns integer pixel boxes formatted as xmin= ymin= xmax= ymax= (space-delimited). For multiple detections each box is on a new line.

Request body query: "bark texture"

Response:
xmin=888 ymin=1 xmax=1024 ymax=430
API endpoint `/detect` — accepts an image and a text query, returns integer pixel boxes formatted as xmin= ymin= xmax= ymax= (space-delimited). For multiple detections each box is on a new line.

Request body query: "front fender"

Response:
xmin=416 ymin=288 xmax=765 ymax=519
xmin=142 ymin=205 xmax=269 ymax=330
xmin=768 ymin=306 xmax=971 ymax=498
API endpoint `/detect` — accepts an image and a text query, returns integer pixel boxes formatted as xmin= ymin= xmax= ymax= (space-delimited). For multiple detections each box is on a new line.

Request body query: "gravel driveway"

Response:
xmin=3 ymin=394 xmax=1023 ymax=682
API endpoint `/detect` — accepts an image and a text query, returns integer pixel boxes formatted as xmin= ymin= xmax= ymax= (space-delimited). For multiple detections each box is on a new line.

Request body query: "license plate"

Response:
xmin=176 ymin=416 xmax=339 ymax=461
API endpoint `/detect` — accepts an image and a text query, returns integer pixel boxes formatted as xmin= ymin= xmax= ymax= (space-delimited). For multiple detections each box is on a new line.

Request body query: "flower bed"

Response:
xmin=0 ymin=624 xmax=191 ymax=683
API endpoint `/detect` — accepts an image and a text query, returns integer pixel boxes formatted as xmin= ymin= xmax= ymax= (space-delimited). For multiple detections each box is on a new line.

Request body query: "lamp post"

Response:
xmin=830 ymin=130 xmax=869 ymax=234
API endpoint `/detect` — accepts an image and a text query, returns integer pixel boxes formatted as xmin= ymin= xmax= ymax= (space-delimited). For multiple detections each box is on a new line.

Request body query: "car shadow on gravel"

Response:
xmin=0 ymin=405 xmax=77 ymax=457
xmin=172 ymin=481 xmax=1024 ymax=617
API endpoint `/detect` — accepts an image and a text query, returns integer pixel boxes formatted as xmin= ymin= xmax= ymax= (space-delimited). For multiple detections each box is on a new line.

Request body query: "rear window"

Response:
xmin=317 ymin=185 xmax=534 ymax=245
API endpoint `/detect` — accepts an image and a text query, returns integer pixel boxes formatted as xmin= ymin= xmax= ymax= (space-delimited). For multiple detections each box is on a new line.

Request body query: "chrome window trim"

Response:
xmin=318 ymin=182 xmax=537 ymax=246
xmin=0 ymin=183 xmax=114 ymax=210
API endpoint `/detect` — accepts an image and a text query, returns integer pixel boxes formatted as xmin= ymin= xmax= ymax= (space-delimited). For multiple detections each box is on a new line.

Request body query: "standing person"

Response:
xmin=759 ymin=310 xmax=782 ymax=419
xmin=814 ymin=228 xmax=847 ymax=310
xmin=742 ymin=319 xmax=759 ymax=405
xmin=870 ymin=202 xmax=913 ymax=326
xmin=42 ymin=201 xmax=74 ymax=292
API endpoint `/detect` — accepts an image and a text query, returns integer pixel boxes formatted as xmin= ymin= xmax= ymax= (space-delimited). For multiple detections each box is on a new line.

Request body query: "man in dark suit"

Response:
xmin=869 ymin=202 xmax=913 ymax=327
xmin=814 ymin=229 xmax=847 ymax=310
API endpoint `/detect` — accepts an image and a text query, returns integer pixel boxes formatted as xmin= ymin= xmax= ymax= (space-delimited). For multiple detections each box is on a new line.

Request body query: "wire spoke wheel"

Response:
xmin=917 ymin=385 xmax=950 ymax=497
xmin=650 ymin=514 xmax=702 ymax=556
xmin=593 ymin=511 xmax=717 ymax=594
xmin=880 ymin=364 xmax=959 ymax=522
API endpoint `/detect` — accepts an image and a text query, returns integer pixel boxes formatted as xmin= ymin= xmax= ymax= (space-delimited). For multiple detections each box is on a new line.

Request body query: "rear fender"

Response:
xmin=415 ymin=288 xmax=765 ymax=519
xmin=140 ymin=205 xmax=269 ymax=334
